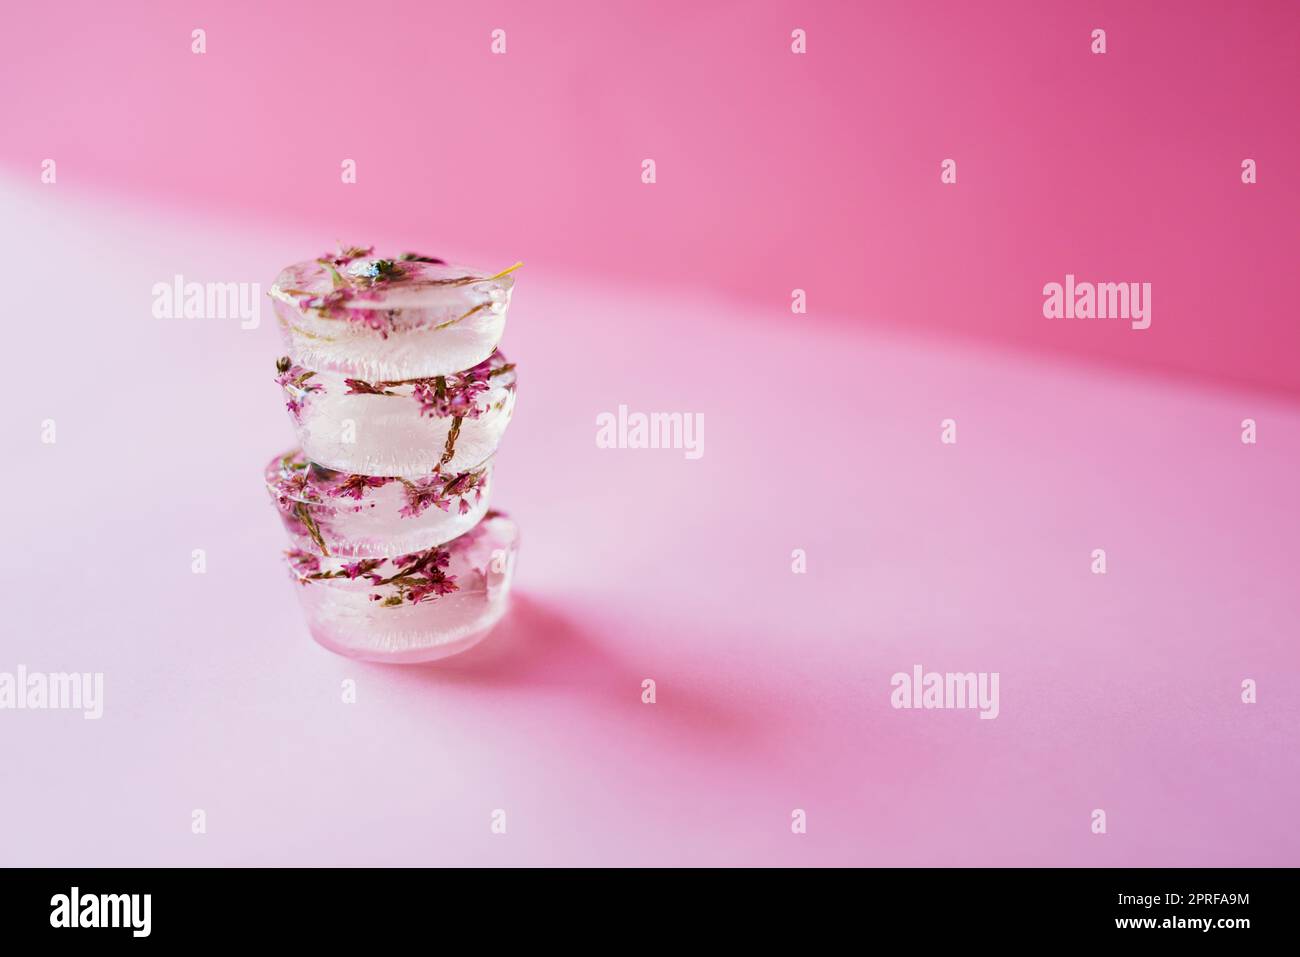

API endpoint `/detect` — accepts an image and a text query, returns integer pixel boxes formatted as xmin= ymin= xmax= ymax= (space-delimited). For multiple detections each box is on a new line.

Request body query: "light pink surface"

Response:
xmin=1 ymin=1 xmax=1297 ymax=866
xmin=0 ymin=181 xmax=1295 ymax=865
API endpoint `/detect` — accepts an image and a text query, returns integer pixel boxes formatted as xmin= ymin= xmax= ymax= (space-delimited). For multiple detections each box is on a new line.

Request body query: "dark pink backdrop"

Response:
xmin=0 ymin=1 xmax=1296 ymax=867
xmin=5 ymin=0 xmax=1298 ymax=392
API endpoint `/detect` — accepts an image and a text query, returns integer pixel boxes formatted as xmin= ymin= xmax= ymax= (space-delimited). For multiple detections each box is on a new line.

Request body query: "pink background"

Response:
xmin=1 ymin=0 xmax=1297 ymax=865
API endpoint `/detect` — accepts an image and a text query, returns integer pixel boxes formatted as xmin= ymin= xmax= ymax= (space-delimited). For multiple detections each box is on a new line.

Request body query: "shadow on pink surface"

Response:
xmin=394 ymin=594 xmax=776 ymax=755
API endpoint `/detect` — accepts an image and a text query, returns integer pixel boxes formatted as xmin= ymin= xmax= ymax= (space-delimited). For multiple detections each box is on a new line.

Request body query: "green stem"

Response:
xmin=294 ymin=503 xmax=330 ymax=556
xmin=439 ymin=416 xmax=463 ymax=469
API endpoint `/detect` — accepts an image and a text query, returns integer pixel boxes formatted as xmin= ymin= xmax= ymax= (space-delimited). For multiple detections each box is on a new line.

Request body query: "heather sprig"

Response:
xmin=342 ymin=352 xmax=515 ymax=421
xmin=274 ymin=357 xmax=322 ymax=421
xmin=396 ymin=466 xmax=487 ymax=518
xmin=281 ymin=248 xmax=520 ymax=336
xmin=330 ymin=474 xmax=391 ymax=501
xmin=289 ymin=544 xmax=462 ymax=606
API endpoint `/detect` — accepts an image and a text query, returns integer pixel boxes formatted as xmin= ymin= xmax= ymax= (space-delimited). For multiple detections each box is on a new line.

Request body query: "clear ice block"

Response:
xmin=276 ymin=350 xmax=517 ymax=476
xmin=265 ymin=449 xmax=493 ymax=559
xmin=269 ymin=248 xmax=516 ymax=381
xmin=285 ymin=513 xmax=519 ymax=663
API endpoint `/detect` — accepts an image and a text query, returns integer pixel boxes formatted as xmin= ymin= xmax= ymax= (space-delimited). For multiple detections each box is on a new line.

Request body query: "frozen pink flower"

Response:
xmin=396 ymin=469 xmax=486 ymax=519
xmin=330 ymin=474 xmax=390 ymax=500
xmin=411 ymin=368 xmax=490 ymax=419
xmin=399 ymin=479 xmax=451 ymax=518
xmin=299 ymin=286 xmax=386 ymax=331
xmin=406 ymin=571 xmax=459 ymax=604
xmin=343 ymin=378 xmax=397 ymax=396
xmin=275 ymin=358 xmax=322 ymax=422
xmin=297 ymin=247 xmax=420 ymax=338
xmin=286 ymin=549 xmax=321 ymax=574
xmin=440 ymin=470 xmax=483 ymax=499
xmin=393 ymin=548 xmax=451 ymax=573
xmin=274 ymin=470 xmax=311 ymax=503
xmin=341 ymin=559 xmax=384 ymax=580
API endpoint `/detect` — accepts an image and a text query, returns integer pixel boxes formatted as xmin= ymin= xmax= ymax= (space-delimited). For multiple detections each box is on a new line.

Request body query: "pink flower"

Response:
xmin=299 ymin=286 xmax=385 ymax=328
xmin=341 ymin=559 xmax=384 ymax=580
xmin=286 ymin=549 xmax=321 ymax=574
xmin=318 ymin=245 xmax=374 ymax=267
xmin=330 ymin=474 xmax=390 ymax=500
xmin=360 ymin=546 xmax=462 ymax=605
xmin=274 ymin=471 xmax=312 ymax=502
xmin=399 ymin=479 xmax=451 ymax=518
xmin=411 ymin=371 xmax=490 ymax=419
xmin=406 ymin=572 xmax=459 ymax=604
xmin=393 ymin=548 xmax=451 ymax=573
xmin=343 ymin=378 xmax=397 ymax=396
xmin=274 ymin=359 xmax=322 ymax=422
xmin=440 ymin=470 xmax=481 ymax=498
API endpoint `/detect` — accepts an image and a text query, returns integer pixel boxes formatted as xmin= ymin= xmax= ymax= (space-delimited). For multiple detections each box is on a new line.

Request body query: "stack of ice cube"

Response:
xmin=263 ymin=247 xmax=521 ymax=662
